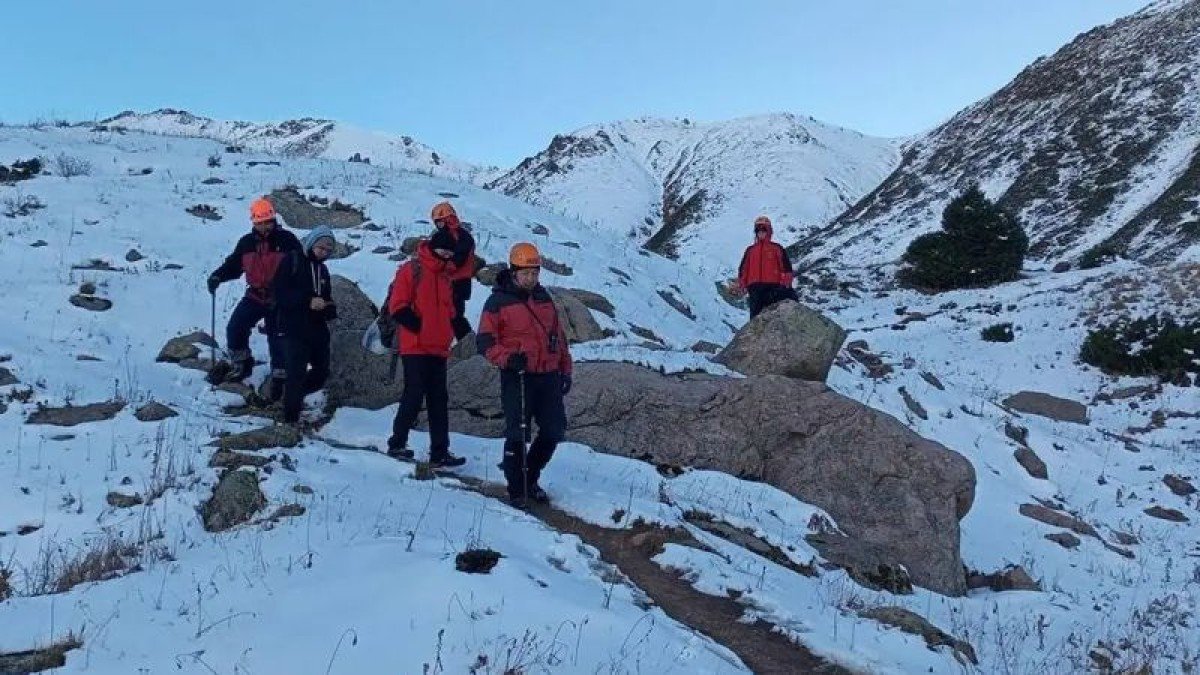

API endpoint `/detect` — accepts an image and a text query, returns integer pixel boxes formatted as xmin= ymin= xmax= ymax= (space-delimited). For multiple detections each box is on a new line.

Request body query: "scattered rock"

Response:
xmin=106 ymin=492 xmax=142 ymax=508
xmin=186 ymin=204 xmax=222 ymax=221
xmin=551 ymin=287 xmax=616 ymax=317
xmin=201 ymin=470 xmax=266 ymax=532
xmin=292 ymin=484 xmax=314 ymax=495
xmin=715 ymin=300 xmax=847 ymax=382
xmin=201 ymin=177 xmax=225 ymax=185
xmin=412 ymin=462 xmax=437 ymax=480
xmin=216 ymin=381 xmax=254 ymax=399
xmin=858 ymin=606 xmax=978 ymax=665
xmin=657 ymin=289 xmax=696 ymax=320
xmin=75 ymin=354 xmax=101 ymax=361
xmin=1003 ymin=391 xmax=1089 ymax=424
xmin=270 ymin=503 xmax=306 ymax=519
xmin=898 ymin=387 xmax=929 ymax=420
xmin=0 ymin=367 xmax=17 ymax=386
xmin=156 ymin=331 xmax=216 ymax=363
xmin=1004 ymin=420 xmax=1029 ymax=445
xmin=919 ymin=371 xmax=945 ymax=390
xmin=1144 ymin=506 xmax=1189 ymax=523
xmin=1018 ymin=503 xmax=1099 ymax=539
xmin=31 ymin=240 xmax=48 ymax=247
xmin=547 ymin=288 xmax=607 ymax=343
xmin=69 ymin=294 xmax=113 ymax=312
xmin=628 ymin=324 xmax=665 ymax=345
xmin=371 ymin=245 xmax=395 ymax=254
xmin=540 ymin=256 xmax=573 ymax=276
xmin=17 ymin=523 xmax=42 ymax=536
xmin=124 ymin=249 xmax=144 ymax=262
xmin=1095 ymin=384 xmax=1156 ymax=402
xmin=1014 ymin=446 xmax=1049 ymax=480
xmin=0 ymin=636 xmax=83 ymax=673
xmin=475 ymin=262 xmax=506 ymax=287
xmin=455 ymin=548 xmax=502 ymax=574
xmin=209 ymin=449 xmax=272 ymax=469
xmin=609 ymin=266 xmax=632 ymax=282
xmin=267 ymin=187 xmax=365 ymax=229
xmin=845 ymin=341 xmax=893 ymax=379
xmin=530 ymin=223 xmax=549 ymax=236
xmin=1111 ymin=530 xmax=1139 ymax=546
xmin=72 ymin=260 xmax=120 ymax=272
xmin=967 ymin=565 xmax=1041 ymax=592
xmin=212 ymin=425 xmax=301 ymax=451
xmin=715 ymin=280 xmax=745 ymax=308
xmin=163 ymin=263 xmax=184 ymax=271
xmin=1051 ymin=261 xmax=1072 ymax=273
xmin=26 ymin=401 xmax=124 ymax=426
xmin=134 ymin=402 xmax=177 ymax=422
xmin=808 ymin=533 xmax=914 ymax=594
xmin=1163 ymin=474 xmax=1197 ymax=496
xmin=1045 ymin=531 xmax=1081 ymax=549
xmin=690 ymin=340 xmax=722 ymax=354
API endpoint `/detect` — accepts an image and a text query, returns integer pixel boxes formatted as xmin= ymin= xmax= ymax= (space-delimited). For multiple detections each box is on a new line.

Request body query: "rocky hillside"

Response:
xmin=100 ymin=108 xmax=499 ymax=184
xmin=487 ymin=114 xmax=900 ymax=277
xmin=794 ymin=0 xmax=1200 ymax=269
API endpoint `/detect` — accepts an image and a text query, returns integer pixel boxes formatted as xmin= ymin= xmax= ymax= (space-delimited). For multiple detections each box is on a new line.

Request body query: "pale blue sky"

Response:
xmin=6 ymin=1 xmax=1147 ymax=166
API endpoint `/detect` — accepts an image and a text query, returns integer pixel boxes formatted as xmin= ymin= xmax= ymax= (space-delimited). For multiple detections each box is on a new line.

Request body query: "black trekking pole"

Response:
xmin=518 ymin=372 xmax=529 ymax=503
xmin=209 ymin=291 xmax=218 ymax=387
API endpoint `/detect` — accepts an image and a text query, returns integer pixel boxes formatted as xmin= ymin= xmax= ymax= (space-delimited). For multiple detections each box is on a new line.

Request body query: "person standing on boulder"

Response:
xmin=735 ymin=215 xmax=798 ymax=318
xmin=477 ymin=242 xmax=572 ymax=507
xmin=273 ymin=226 xmax=338 ymax=425
xmin=430 ymin=201 xmax=477 ymax=340
xmin=207 ymin=197 xmax=302 ymax=385
xmin=385 ymin=228 xmax=466 ymax=467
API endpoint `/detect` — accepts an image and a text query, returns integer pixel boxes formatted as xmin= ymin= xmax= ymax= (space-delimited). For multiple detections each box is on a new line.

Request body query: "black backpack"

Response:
xmin=374 ymin=260 xmax=421 ymax=352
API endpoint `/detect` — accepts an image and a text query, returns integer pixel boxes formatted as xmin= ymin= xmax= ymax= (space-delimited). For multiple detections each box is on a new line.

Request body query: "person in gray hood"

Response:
xmin=273 ymin=225 xmax=337 ymax=424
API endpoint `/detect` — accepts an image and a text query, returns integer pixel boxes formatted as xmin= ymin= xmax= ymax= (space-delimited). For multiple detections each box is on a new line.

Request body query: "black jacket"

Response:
xmin=273 ymin=249 xmax=337 ymax=339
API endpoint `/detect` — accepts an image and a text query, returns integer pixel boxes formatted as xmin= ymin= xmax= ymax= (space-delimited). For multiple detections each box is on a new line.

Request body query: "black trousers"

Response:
xmin=747 ymin=284 xmax=798 ymax=318
xmin=451 ymin=278 xmax=473 ymax=338
xmin=282 ymin=326 xmax=330 ymax=423
xmin=501 ymin=371 xmax=566 ymax=498
xmin=227 ymin=295 xmax=284 ymax=369
xmin=389 ymin=355 xmax=450 ymax=456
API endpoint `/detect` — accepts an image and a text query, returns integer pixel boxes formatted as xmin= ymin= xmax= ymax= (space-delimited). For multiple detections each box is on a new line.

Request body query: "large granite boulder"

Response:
xmin=715 ymin=300 xmax=847 ymax=382
xmin=325 ymin=275 xmax=401 ymax=409
xmin=445 ymin=357 xmax=976 ymax=595
xmin=547 ymin=288 xmax=607 ymax=344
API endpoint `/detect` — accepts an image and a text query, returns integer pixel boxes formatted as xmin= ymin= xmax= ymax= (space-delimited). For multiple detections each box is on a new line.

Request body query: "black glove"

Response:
xmin=394 ymin=306 xmax=421 ymax=333
xmin=506 ymin=352 xmax=527 ymax=373
xmin=452 ymin=316 xmax=472 ymax=340
xmin=560 ymin=374 xmax=572 ymax=395
xmin=207 ymin=275 xmax=220 ymax=294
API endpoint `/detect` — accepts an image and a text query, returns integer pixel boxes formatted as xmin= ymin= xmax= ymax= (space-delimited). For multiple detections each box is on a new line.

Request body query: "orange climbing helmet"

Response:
xmin=508 ymin=242 xmax=541 ymax=269
xmin=431 ymin=201 xmax=459 ymax=226
xmin=250 ymin=197 xmax=277 ymax=224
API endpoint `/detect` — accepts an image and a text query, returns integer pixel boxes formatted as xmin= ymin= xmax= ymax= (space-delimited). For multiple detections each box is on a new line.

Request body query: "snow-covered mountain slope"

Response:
xmin=487 ymin=114 xmax=900 ymax=277
xmin=2 ymin=125 xmax=1198 ymax=674
xmin=100 ymin=108 xmax=500 ymax=185
xmin=793 ymin=0 xmax=1200 ymax=269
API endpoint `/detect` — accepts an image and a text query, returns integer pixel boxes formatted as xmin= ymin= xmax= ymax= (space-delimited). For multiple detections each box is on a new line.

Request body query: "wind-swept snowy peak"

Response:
xmin=793 ymin=0 xmax=1200 ymax=269
xmin=100 ymin=108 xmax=500 ymax=185
xmin=487 ymin=113 xmax=900 ymax=277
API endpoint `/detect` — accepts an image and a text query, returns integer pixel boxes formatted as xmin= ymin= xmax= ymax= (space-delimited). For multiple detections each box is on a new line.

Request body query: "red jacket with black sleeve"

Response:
xmin=476 ymin=269 xmax=572 ymax=375
xmin=211 ymin=226 xmax=303 ymax=304
xmin=387 ymin=243 xmax=455 ymax=358
xmin=736 ymin=231 xmax=794 ymax=291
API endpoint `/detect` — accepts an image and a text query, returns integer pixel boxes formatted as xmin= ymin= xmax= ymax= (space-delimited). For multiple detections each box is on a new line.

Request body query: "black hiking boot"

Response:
xmin=429 ymin=452 xmax=466 ymax=468
xmin=508 ymin=495 xmax=529 ymax=510
xmin=266 ymin=370 xmax=287 ymax=403
xmin=386 ymin=445 xmax=414 ymax=460
xmin=529 ymin=485 xmax=549 ymax=504
xmin=228 ymin=357 xmax=254 ymax=382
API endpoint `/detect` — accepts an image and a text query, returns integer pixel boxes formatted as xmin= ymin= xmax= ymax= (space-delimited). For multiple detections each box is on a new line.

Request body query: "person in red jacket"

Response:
xmin=477 ymin=242 xmax=572 ymax=507
xmin=207 ymin=197 xmax=303 ymax=382
xmin=736 ymin=215 xmax=798 ymax=318
xmin=430 ymin=201 xmax=477 ymax=340
xmin=384 ymin=229 xmax=466 ymax=467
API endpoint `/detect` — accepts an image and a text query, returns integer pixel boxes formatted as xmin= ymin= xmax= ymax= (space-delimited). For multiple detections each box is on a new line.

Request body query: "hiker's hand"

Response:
xmin=560 ymin=374 xmax=572 ymax=395
xmin=506 ymin=352 xmax=527 ymax=373
xmin=207 ymin=276 xmax=220 ymax=294
xmin=310 ymin=297 xmax=327 ymax=311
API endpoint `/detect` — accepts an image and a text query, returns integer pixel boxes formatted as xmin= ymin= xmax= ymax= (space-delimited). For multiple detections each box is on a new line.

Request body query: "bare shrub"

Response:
xmin=53 ymin=153 xmax=93 ymax=178
xmin=23 ymin=533 xmax=139 ymax=596
xmin=2 ymin=193 xmax=45 ymax=218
